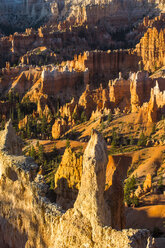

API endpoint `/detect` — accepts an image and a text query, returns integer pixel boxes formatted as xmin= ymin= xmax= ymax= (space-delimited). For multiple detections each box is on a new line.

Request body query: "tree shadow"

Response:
xmin=55 ymin=177 xmax=79 ymax=210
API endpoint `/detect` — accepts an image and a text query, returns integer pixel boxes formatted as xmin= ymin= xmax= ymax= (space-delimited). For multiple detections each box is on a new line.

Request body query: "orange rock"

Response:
xmin=143 ymin=173 xmax=152 ymax=192
xmin=52 ymin=118 xmax=68 ymax=140
xmin=135 ymin=15 xmax=165 ymax=72
xmin=18 ymin=115 xmax=28 ymax=130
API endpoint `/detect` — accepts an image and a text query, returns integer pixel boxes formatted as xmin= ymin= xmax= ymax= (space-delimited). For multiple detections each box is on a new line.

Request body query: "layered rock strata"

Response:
xmin=135 ymin=14 xmax=165 ymax=72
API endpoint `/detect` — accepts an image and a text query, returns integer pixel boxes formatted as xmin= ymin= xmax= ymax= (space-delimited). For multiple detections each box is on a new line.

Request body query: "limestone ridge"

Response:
xmin=74 ymin=129 xmax=111 ymax=228
xmin=0 ymin=119 xmax=23 ymax=155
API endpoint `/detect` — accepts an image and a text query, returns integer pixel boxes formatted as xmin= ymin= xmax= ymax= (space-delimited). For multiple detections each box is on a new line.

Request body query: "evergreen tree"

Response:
xmin=1 ymin=119 xmax=5 ymax=130
xmin=111 ymin=129 xmax=119 ymax=147
xmin=26 ymin=121 xmax=31 ymax=139
xmin=36 ymin=141 xmax=40 ymax=148
xmin=137 ymin=132 xmax=147 ymax=147
xmin=107 ymin=112 xmax=112 ymax=124
xmin=72 ymin=112 xmax=78 ymax=123
xmin=66 ymin=139 xmax=70 ymax=148
xmin=16 ymin=103 xmax=22 ymax=122
xmin=41 ymin=115 xmax=47 ymax=139
xmin=8 ymin=91 xmax=12 ymax=103
xmin=151 ymin=124 xmax=156 ymax=135
xmin=80 ymin=111 xmax=87 ymax=123
xmin=30 ymin=145 xmax=36 ymax=159
xmin=52 ymin=143 xmax=58 ymax=156
xmin=101 ymin=120 xmax=105 ymax=131
xmin=38 ymin=144 xmax=44 ymax=164
xmin=129 ymin=135 xmax=134 ymax=145
xmin=124 ymin=176 xmax=139 ymax=207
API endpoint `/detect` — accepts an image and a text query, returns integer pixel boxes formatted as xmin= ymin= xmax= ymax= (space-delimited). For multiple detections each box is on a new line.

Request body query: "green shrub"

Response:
xmin=137 ymin=132 xmax=147 ymax=147
xmin=124 ymin=176 xmax=139 ymax=207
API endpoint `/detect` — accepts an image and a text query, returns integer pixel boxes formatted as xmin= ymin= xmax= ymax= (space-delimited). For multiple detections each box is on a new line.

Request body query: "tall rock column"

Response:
xmin=74 ymin=129 xmax=111 ymax=233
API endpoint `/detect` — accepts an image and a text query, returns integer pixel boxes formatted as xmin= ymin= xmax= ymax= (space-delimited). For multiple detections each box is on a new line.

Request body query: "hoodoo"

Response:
xmin=0 ymin=124 xmax=155 ymax=247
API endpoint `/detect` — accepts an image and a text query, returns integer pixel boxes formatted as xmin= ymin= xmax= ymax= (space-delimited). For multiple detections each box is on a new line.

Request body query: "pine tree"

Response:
xmin=111 ymin=129 xmax=119 ymax=147
xmin=107 ymin=112 xmax=112 ymax=124
xmin=129 ymin=135 xmax=134 ymax=145
xmin=66 ymin=139 xmax=70 ymax=148
xmin=38 ymin=145 xmax=44 ymax=164
xmin=8 ymin=91 xmax=12 ymax=103
xmin=36 ymin=141 xmax=40 ymax=148
xmin=41 ymin=115 xmax=47 ymax=139
xmin=80 ymin=111 xmax=87 ymax=123
xmin=16 ymin=103 xmax=22 ymax=122
xmin=52 ymin=143 xmax=58 ymax=156
xmin=26 ymin=121 xmax=31 ymax=139
xmin=137 ymin=132 xmax=147 ymax=147
xmin=30 ymin=145 xmax=36 ymax=159
xmin=151 ymin=124 xmax=156 ymax=135
xmin=124 ymin=176 xmax=139 ymax=207
xmin=101 ymin=120 xmax=105 ymax=131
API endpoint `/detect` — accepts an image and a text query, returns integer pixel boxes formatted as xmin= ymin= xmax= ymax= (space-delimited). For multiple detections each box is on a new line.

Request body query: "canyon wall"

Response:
xmin=41 ymin=66 xmax=89 ymax=99
xmin=135 ymin=14 xmax=165 ymax=72
xmin=61 ymin=50 xmax=140 ymax=86
xmin=0 ymin=122 xmax=155 ymax=247
xmin=1 ymin=0 xmax=164 ymax=33
xmin=0 ymin=0 xmax=53 ymax=33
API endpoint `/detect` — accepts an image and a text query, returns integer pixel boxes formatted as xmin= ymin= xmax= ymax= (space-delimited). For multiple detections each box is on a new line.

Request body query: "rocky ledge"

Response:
xmin=0 ymin=121 xmax=156 ymax=247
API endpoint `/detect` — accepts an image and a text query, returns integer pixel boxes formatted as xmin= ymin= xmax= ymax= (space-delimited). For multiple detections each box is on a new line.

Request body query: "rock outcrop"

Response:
xmin=52 ymin=118 xmax=68 ymax=139
xmin=0 ymin=123 xmax=155 ymax=247
xmin=135 ymin=14 xmax=165 ymax=72
xmin=54 ymin=147 xmax=83 ymax=209
xmin=74 ymin=129 xmax=111 ymax=229
xmin=0 ymin=119 xmax=22 ymax=155
xmin=1 ymin=0 xmax=164 ymax=35
xmin=143 ymin=173 xmax=152 ymax=192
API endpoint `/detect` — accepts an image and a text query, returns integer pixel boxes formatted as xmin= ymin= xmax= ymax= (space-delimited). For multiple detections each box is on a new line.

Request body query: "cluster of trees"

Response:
xmin=0 ymin=91 xmax=55 ymax=140
xmin=100 ymin=112 xmax=113 ymax=131
xmin=72 ymin=110 xmax=87 ymax=124
xmin=28 ymin=142 xmax=62 ymax=189
xmin=21 ymin=115 xmax=52 ymax=140
xmin=28 ymin=142 xmax=44 ymax=164
xmin=0 ymin=91 xmax=37 ymax=131
xmin=110 ymin=128 xmax=148 ymax=148
xmin=124 ymin=176 xmax=139 ymax=207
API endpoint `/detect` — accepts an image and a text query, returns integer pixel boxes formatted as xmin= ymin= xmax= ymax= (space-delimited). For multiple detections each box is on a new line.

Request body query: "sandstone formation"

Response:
xmin=0 ymin=119 xmax=22 ymax=155
xmin=135 ymin=14 xmax=165 ymax=72
xmin=52 ymin=118 xmax=68 ymax=139
xmin=54 ymin=147 xmax=83 ymax=209
xmin=18 ymin=115 xmax=28 ymax=130
xmin=0 ymin=2 xmax=165 ymax=246
xmin=54 ymin=135 xmax=131 ymax=230
xmin=143 ymin=173 xmax=152 ymax=192
xmin=1 ymin=0 xmax=164 ymax=35
xmin=0 ymin=123 xmax=155 ymax=247
xmin=74 ymin=129 xmax=111 ymax=229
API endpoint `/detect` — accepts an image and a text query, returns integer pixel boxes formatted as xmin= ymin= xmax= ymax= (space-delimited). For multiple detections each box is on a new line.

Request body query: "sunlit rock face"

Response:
xmin=0 ymin=123 xmax=155 ymax=247
xmin=0 ymin=0 xmax=164 ymax=33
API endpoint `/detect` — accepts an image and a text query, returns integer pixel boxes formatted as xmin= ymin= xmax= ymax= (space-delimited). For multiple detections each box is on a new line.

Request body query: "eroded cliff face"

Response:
xmin=0 ymin=120 xmax=63 ymax=248
xmin=0 ymin=122 xmax=155 ymax=247
xmin=135 ymin=14 xmax=165 ymax=72
xmin=1 ymin=0 xmax=164 ymax=34
xmin=0 ymin=0 xmax=53 ymax=33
